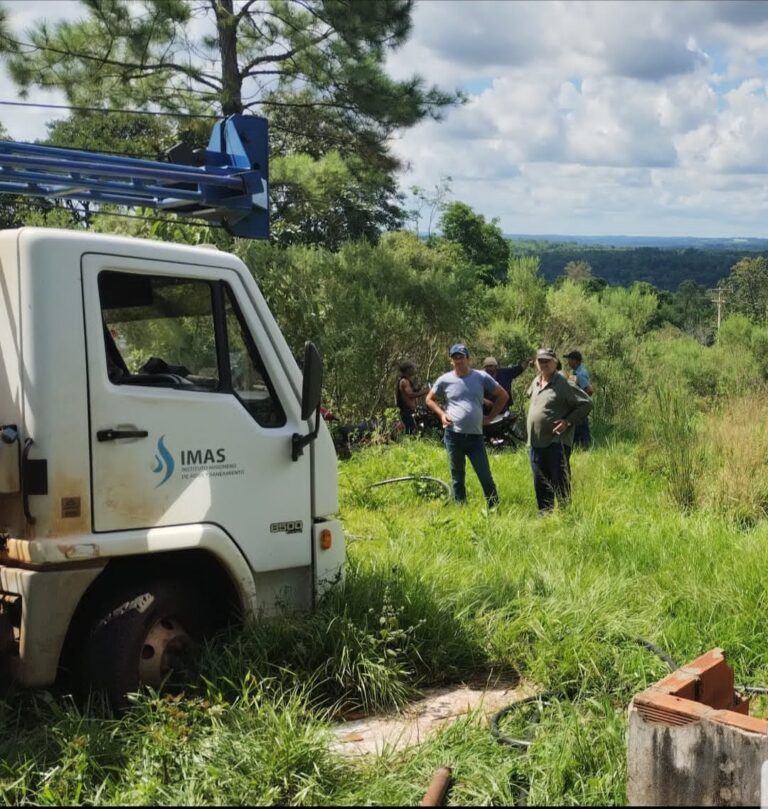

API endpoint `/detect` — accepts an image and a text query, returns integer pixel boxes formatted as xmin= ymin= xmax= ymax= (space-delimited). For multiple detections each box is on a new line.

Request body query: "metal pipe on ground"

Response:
xmin=419 ymin=767 xmax=452 ymax=806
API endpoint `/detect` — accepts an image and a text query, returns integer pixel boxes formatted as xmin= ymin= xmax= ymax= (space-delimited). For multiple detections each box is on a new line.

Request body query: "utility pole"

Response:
xmin=708 ymin=288 xmax=727 ymax=331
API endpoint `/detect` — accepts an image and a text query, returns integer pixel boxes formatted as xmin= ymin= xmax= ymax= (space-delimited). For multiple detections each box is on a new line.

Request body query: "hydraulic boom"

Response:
xmin=0 ymin=114 xmax=269 ymax=238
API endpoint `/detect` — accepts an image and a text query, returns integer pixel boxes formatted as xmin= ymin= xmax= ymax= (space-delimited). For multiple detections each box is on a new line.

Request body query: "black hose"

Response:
xmin=367 ymin=475 xmax=451 ymax=498
xmin=490 ymin=636 xmax=768 ymax=750
xmin=489 ymin=693 xmax=558 ymax=749
xmin=632 ymin=637 xmax=678 ymax=671
xmin=627 ymin=638 xmax=766 ymax=697
xmin=738 ymin=685 xmax=768 ymax=695
xmin=628 ymin=639 xmax=768 ymax=699
xmin=490 ymin=637 xmax=677 ymax=749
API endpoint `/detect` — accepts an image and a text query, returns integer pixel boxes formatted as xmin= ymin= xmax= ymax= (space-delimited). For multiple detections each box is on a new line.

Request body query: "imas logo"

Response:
xmin=181 ymin=448 xmax=226 ymax=465
xmin=152 ymin=435 xmax=175 ymax=487
xmin=151 ymin=436 xmax=241 ymax=484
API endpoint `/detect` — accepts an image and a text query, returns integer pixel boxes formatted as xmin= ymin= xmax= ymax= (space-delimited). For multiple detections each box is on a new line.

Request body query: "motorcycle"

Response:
xmin=323 ymin=407 xmax=405 ymax=459
xmin=412 ymin=405 xmax=443 ymax=439
xmin=413 ymin=405 xmax=526 ymax=451
xmin=482 ymin=411 xmax=527 ymax=451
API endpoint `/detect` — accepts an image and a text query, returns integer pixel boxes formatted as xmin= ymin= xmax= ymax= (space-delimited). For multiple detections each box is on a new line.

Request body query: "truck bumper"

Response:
xmin=0 ymin=564 xmax=105 ymax=687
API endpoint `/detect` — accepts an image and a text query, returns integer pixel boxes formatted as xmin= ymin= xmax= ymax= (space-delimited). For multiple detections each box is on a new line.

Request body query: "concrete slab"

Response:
xmin=330 ymin=680 xmax=536 ymax=757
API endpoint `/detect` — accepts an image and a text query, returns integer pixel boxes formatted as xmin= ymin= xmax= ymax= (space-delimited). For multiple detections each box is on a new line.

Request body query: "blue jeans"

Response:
xmin=443 ymin=431 xmax=499 ymax=506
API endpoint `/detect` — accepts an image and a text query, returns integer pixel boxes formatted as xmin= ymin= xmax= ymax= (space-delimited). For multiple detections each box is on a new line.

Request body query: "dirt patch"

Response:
xmin=330 ymin=680 xmax=536 ymax=757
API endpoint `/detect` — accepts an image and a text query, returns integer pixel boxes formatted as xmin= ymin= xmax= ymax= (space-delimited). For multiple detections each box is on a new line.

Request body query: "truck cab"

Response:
xmin=0 ymin=228 xmax=344 ymax=702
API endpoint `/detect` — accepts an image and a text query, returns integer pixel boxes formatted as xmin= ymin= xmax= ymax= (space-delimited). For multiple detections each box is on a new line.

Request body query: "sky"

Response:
xmin=4 ymin=0 xmax=768 ymax=238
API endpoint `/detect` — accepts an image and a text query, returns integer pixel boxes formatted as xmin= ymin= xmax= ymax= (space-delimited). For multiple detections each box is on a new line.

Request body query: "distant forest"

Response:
xmin=509 ymin=241 xmax=768 ymax=291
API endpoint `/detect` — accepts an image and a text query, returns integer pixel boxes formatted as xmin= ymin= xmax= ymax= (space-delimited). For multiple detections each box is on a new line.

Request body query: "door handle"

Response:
xmin=97 ymin=429 xmax=149 ymax=442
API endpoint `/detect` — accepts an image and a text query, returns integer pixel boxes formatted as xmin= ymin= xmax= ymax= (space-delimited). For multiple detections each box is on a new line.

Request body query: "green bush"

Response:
xmin=238 ymin=237 xmax=482 ymax=419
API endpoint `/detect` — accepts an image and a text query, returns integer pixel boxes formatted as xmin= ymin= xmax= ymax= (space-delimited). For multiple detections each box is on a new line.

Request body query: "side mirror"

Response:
xmin=300 ymin=341 xmax=323 ymax=421
xmin=292 ymin=342 xmax=323 ymax=461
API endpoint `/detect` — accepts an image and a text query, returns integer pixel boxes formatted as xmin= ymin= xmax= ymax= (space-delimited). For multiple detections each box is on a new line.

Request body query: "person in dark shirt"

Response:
xmin=481 ymin=356 xmax=529 ymax=414
xmin=395 ymin=360 xmax=427 ymax=435
xmin=526 ymin=348 xmax=592 ymax=513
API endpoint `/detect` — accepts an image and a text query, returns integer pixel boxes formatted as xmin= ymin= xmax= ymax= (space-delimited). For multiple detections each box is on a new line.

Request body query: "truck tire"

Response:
xmin=82 ymin=578 xmax=203 ymax=708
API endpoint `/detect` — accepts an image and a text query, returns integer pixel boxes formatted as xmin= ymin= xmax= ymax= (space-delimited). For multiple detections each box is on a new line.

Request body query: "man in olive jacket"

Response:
xmin=526 ymin=348 xmax=593 ymax=512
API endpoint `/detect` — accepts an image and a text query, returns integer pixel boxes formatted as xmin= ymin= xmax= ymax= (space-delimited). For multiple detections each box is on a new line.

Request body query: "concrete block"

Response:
xmin=627 ymin=648 xmax=768 ymax=806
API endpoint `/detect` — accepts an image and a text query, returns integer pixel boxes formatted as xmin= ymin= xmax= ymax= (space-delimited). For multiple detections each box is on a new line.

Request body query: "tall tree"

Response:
xmin=563 ymin=259 xmax=592 ymax=283
xmin=439 ymin=201 xmax=509 ymax=284
xmin=655 ymin=279 xmax=714 ymax=342
xmin=270 ymin=149 xmax=405 ymax=249
xmin=407 ymin=175 xmax=452 ymax=238
xmin=722 ymin=256 xmax=768 ymax=323
xmin=0 ymin=1 xmax=459 ymax=246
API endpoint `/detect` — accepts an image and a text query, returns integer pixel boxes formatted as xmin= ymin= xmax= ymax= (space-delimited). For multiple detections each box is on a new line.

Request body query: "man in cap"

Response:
xmin=426 ymin=343 xmax=509 ymax=508
xmin=481 ymin=356 xmax=531 ymax=414
xmin=526 ymin=348 xmax=592 ymax=513
xmin=564 ymin=350 xmax=593 ymax=448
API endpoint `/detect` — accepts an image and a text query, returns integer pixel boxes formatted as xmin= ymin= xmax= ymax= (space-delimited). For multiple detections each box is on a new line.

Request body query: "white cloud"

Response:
xmin=5 ymin=1 xmax=768 ymax=235
xmin=387 ymin=0 xmax=768 ymax=236
xmin=674 ymin=78 xmax=768 ymax=173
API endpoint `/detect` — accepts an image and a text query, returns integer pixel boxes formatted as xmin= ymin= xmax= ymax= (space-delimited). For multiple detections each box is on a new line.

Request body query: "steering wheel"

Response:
xmin=121 ymin=373 xmax=193 ymax=387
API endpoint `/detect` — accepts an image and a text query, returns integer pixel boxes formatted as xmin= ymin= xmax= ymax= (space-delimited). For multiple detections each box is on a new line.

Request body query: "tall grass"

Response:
xmin=0 ymin=679 xmax=344 ymax=806
xmin=4 ymin=430 xmax=768 ymax=804
xmin=639 ymin=382 xmax=700 ymax=509
xmin=699 ymin=393 xmax=768 ymax=524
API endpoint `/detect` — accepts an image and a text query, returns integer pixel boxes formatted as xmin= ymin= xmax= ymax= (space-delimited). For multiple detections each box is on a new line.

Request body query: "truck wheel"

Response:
xmin=83 ymin=578 xmax=202 ymax=708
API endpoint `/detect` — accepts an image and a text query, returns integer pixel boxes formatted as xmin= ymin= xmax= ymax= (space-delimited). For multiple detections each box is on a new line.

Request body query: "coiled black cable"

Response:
xmin=367 ymin=476 xmax=451 ymax=498
xmin=490 ymin=637 xmax=768 ymax=749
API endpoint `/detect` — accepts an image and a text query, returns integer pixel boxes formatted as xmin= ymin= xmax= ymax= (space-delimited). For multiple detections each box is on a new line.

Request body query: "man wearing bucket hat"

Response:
xmin=526 ymin=348 xmax=592 ymax=513
xmin=425 ymin=343 xmax=508 ymax=508
xmin=480 ymin=355 xmax=530 ymax=414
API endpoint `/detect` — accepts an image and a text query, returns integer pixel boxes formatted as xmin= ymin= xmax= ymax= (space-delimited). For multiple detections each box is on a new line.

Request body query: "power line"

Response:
xmin=0 ymin=98 xmax=390 ymax=153
xmin=0 ymin=101 xmax=211 ymax=158
xmin=0 ymin=99 xmax=212 ymax=158
xmin=0 ymin=99 xmax=219 ymax=120
xmin=27 ymin=142 xmax=163 ymax=160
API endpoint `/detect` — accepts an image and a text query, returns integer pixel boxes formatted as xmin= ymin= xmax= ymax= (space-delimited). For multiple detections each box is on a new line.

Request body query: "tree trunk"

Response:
xmin=215 ymin=0 xmax=243 ymax=115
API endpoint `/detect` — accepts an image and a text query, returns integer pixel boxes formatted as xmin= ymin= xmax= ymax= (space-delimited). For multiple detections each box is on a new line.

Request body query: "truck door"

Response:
xmin=82 ymin=255 xmax=312 ymax=572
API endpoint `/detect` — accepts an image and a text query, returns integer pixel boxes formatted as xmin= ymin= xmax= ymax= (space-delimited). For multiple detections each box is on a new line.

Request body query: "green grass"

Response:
xmin=3 ymin=434 xmax=768 ymax=805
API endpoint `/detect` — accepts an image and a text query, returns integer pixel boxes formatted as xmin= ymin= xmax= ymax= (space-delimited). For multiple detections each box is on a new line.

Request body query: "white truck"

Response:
xmin=0 ymin=117 xmax=345 ymax=703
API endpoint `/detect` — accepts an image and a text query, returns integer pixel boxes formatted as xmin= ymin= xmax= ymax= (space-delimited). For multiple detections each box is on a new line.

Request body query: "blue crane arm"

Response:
xmin=0 ymin=114 xmax=269 ymax=239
